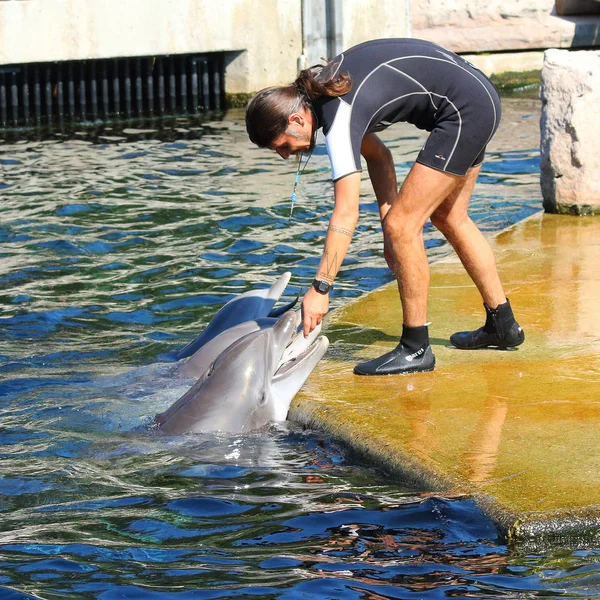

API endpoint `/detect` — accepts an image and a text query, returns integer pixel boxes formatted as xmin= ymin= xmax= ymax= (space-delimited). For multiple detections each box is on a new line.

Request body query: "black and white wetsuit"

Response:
xmin=313 ymin=38 xmax=501 ymax=181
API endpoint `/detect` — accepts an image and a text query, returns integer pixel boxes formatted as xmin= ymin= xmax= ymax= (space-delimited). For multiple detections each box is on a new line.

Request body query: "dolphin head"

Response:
xmin=156 ymin=311 xmax=328 ymax=435
xmin=271 ymin=325 xmax=329 ymax=421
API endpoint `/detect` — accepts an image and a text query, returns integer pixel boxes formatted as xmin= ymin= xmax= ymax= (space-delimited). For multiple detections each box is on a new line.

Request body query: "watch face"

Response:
xmin=313 ymin=279 xmax=331 ymax=294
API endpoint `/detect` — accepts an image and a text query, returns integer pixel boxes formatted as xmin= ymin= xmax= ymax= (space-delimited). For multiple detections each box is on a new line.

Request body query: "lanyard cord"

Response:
xmin=289 ymin=150 xmax=312 ymax=218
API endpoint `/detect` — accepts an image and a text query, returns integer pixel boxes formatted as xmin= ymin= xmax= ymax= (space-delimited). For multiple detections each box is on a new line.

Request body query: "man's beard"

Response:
xmin=287 ymin=128 xmax=315 ymax=153
xmin=307 ymin=129 xmax=316 ymax=152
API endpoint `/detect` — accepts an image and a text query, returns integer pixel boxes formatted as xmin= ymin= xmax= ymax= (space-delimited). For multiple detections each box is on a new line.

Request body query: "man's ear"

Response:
xmin=288 ymin=112 xmax=305 ymax=128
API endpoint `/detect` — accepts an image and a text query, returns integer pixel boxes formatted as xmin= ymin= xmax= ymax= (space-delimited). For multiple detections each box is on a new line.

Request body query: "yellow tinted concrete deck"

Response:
xmin=291 ymin=212 xmax=600 ymax=547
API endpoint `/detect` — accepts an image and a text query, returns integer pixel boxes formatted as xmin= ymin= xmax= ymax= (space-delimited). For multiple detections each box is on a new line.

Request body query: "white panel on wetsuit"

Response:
xmin=325 ymin=100 xmax=360 ymax=182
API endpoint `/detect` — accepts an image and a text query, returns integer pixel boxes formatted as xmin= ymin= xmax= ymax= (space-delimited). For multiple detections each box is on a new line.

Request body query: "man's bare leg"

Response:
xmin=431 ymin=165 xmax=524 ymax=349
xmin=430 ymin=165 xmax=506 ymax=307
xmin=382 ymin=162 xmax=460 ymax=326
xmin=354 ymin=162 xmax=460 ymax=375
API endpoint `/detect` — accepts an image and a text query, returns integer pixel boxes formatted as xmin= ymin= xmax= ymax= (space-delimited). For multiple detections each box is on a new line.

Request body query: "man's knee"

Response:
xmin=429 ymin=208 xmax=449 ymax=234
xmin=430 ymin=207 xmax=468 ymax=237
xmin=383 ymin=211 xmax=418 ymax=242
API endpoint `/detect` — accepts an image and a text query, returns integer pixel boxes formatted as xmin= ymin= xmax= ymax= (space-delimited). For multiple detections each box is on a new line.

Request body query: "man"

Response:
xmin=245 ymin=38 xmax=524 ymax=376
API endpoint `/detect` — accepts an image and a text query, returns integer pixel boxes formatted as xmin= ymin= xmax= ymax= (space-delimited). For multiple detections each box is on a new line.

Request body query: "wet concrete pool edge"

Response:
xmin=290 ymin=210 xmax=600 ymax=549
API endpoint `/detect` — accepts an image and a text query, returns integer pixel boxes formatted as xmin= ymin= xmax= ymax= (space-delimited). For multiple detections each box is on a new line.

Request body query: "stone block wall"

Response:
xmin=410 ymin=0 xmax=600 ymax=53
xmin=540 ymin=49 xmax=600 ymax=215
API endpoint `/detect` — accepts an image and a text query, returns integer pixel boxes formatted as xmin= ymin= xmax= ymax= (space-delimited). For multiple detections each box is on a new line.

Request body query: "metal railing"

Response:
xmin=0 ymin=52 xmax=225 ymax=131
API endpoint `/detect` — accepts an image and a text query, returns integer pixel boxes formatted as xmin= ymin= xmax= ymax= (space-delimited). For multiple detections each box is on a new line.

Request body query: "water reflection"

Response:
xmin=462 ymin=395 xmax=508 ymax=484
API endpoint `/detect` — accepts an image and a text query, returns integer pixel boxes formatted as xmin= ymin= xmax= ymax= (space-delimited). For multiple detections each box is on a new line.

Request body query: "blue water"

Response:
xmin=1 ymin=99 xmax=599 ymax=599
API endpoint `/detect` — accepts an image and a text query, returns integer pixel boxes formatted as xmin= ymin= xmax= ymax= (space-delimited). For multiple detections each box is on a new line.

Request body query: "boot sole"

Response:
xmin=450 ymin=339 xmax=525 ymax=350
xmin=353 ymin=365 xmax=435 ymax=376
xmin=451 ymin=327 xmax=525 ymax=351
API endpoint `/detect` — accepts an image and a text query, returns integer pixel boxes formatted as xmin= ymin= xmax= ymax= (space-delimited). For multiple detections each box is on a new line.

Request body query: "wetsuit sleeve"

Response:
xmin=324 ymin=99 xmax=363 ymax=182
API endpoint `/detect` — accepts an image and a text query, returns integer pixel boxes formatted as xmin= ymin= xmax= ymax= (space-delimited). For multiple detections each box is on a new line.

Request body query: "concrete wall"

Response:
xmin=4 ymin=0 xmax=595 ymax=93
xmin=0 ymin=0 xmax=302 ymax=93
xmin=341 ymin=0 xmax=407 ymax=50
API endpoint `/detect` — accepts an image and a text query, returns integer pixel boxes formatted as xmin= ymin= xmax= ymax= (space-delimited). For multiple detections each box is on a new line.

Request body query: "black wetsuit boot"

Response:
xmin=354 ymin=325 xmax=435 ymax=376
xmin=450 ymin=299 xmax=525 ymax=350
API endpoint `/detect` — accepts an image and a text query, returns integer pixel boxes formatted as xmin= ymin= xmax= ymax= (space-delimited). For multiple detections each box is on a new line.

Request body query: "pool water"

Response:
xmin=1 ymin=98 xmax=599 ymax=599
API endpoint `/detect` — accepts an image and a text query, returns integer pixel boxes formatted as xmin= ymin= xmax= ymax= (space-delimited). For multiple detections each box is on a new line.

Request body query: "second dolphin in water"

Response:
xmin=173 ymin=272 xmax=297 ymax=361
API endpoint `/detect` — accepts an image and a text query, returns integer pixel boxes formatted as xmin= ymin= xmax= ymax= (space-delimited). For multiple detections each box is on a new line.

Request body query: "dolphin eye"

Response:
xmin=258 ymin=392 xmax=268 ymax=407
xmin=206 ymin=362 xmax=215 ymax=377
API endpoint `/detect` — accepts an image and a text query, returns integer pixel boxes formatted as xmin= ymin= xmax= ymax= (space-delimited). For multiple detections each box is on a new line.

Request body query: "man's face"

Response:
xmin=270 ymin=111 xmax=314 ymax=159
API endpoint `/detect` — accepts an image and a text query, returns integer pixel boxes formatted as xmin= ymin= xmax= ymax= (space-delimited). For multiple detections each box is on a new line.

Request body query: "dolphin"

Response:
xmin=155 ymin=311 xmax=329 ymax=435
xmin=173 ymin=272 xmax=295 ymax=361
xmin=176 ymin=313 xmax=319 ymax=380
xmin=177 ymin=317 xmax=276 ymax=379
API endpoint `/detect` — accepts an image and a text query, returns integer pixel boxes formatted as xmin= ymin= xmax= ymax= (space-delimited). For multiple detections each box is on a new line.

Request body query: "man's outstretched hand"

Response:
xmin=301 ymin=286 xmax=329 ymax=337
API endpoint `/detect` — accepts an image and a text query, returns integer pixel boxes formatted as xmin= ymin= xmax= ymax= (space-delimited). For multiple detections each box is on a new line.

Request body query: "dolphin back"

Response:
xmin=268 ymin=295 xmax=299 ymax=318
xmin=174 ymin=272 xmax=292 ymax=361
xmin=175 ymin=296 xmax=271 ymax=360
xmin=177 ymin=317 xmax=276 ymax=379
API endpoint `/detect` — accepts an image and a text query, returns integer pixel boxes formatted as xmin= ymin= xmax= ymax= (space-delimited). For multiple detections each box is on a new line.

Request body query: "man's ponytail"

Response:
xmin=293 ymin=64 xmax=352 ymax=101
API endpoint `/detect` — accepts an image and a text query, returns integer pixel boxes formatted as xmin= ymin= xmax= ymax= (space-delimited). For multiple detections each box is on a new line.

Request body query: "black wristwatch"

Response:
xmin=312 ymin=279 xmax=333 ymax=294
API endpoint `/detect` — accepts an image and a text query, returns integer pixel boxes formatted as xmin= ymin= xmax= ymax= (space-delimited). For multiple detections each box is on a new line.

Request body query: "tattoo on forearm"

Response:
xmin=328 ymin=225 xmax=353 ymax=238
xmin=318 ymin=248 xmax=338 ymax=283
xmin=317 ymin=272 xmax=335 ymax=283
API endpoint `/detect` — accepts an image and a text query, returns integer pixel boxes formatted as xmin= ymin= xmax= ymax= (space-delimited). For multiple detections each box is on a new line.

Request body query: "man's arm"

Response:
xmin=361 ymin=133 xmax=398 ymax=222
xmin=301 ymin=172 xmax=361 ymax=336
xmin=315 ymin=173 xmax=361 ymax=284
xmin=361 ymin=133 xmax=399 ymax=271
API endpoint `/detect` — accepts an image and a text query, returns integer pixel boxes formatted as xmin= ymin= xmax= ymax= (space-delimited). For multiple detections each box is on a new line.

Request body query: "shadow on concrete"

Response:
xmin=325 ymin=322 xmax=450 ymax=349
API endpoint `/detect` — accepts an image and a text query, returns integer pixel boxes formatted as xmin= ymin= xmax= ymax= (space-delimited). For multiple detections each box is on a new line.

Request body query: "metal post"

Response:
xmin=56 ymin=63 xmax=64 ymax=124
xmin=157 ymin=58 xmax=165 ymax=116
xmin=135 ymin=58 xmax=143 ymax=117
xmin=302 ymin=0 xmax=328 ymax=65
xmin=201 ymin=59 xmax=209 ymax=111
xmin=147 ymin=58 xmax=154 ymax=117
xmin=68 ymin=62 xmax=75 ymax=121
xmin=10 ymin=71 xmax=18 ymax=127
xmin=90 ymin=61 xmax=98 ymax=121
xmin=113 ymin=59 xmax=120 ymax=117
xmin=22 ymin=65 xmax=30 ymax=126
xmin=101 ymin=61 xmax=109 ymax=120
xmin=190 ymin=59 xmax=199 ymax=113
xmin=168 ymin=56 xmax=176 ymax=113
xmin=79 ymin=62 xmax=87 ymax=122
xmin=179 ymin=55 xmax=187 ymax=114
xmin=213 ymin=64 xmax=221 ymax=111
xmin=123 ymin=59 xmax=132 ymax=118
xmin=45 ymin=66 xmax=52 ymax=125
xmin=0 ymin=74 xmax=7 ymax=129
xmin=326 ymin=0 xmax=344 ymax=59
xmin=33 ymin=67 xmax=41 ymax=126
